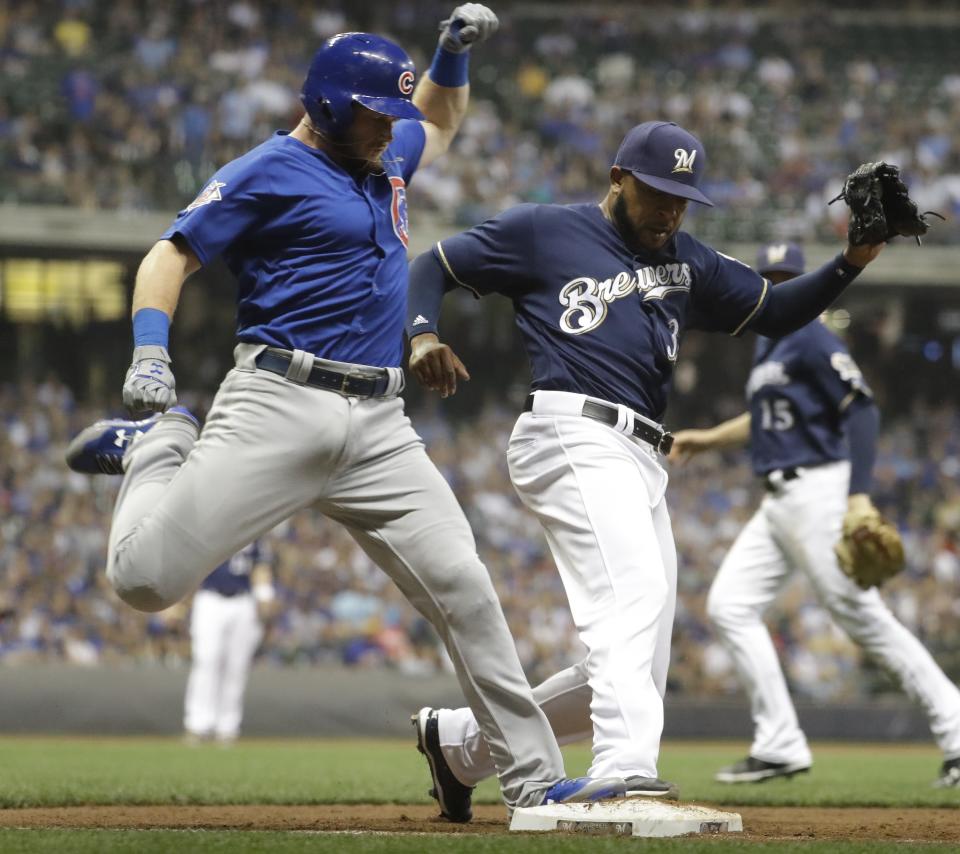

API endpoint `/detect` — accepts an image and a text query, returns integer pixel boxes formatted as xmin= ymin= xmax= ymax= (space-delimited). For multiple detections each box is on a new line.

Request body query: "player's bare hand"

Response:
xmin=667 ymin=429 xmax=715 ymax=464
xmin=439 ymin=4 xmax=499 ymax=53
xmin=409 ymin=333 xmax=470 ymax=398
xmin=843 ymin=242 xmax=885 ymax=268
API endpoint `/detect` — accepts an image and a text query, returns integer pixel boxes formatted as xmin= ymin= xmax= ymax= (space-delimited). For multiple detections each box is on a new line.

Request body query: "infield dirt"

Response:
xmin=1 ymin=804 xmax=959 ymax=842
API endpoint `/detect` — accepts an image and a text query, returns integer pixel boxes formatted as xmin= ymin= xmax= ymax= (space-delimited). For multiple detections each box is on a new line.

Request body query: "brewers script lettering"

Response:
xmin=558 ymin=264 xmax=692 ymax=335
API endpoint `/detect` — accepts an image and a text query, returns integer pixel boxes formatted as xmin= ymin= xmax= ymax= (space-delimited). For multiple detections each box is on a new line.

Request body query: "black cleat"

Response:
xmin=623 ymin=775 xmax=680 ymax=800
xmin=412 ymin=707 xmax=474 ymax=823
xmin=715 ymin=756 xmax=811 ymax=784
xmin=933 ymin=756 xmax=960 ymax=788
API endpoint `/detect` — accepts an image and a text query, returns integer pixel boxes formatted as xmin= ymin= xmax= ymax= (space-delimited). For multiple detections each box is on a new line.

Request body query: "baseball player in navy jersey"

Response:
xmin=183 ymin=540 xmax=274 ymax=745
xmin=668 ymin=242 xmax=960 ymax=788
xmin=65 ymin=9 xmax=629 ymax=816
xmin=403 ymin=121 xmax=887 ymax=816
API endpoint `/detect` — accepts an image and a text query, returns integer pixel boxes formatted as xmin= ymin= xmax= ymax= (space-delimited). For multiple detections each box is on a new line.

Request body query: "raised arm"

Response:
xmin=123 ymin=237 xmax=201 ymax=413
xmin=133 ymin=237 xmax=200 ymax=318
xmin=751 ymin=244 xmax=882 ymax=339
xmin=415 ymin=4 xmax=498 ymax=167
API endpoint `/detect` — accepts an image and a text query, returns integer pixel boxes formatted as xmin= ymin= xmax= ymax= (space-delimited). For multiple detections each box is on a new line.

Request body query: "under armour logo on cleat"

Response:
xmin=412 ymin=315 xmax=429 ymax=326
xmin=113 ymin=429 xmax=144 ymax=448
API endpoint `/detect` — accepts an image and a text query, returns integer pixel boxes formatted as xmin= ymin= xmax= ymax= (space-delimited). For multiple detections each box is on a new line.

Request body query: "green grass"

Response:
xmin=0 ymin=738 xmax=955 ymax=809
xmin=0 ymin=832 xmax=951 ymax=854
xmin=2 ymin=738 xmax=959 ymax=852
xmin=656 ymin=742 xmax=957 ymax=808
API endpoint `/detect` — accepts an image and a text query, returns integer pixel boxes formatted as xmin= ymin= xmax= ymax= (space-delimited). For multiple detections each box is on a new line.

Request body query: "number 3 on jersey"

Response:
xmin=759 ymin=398 xmax=794 ymax=431
xmin=665 ymin=319 xmax=679 ymax=361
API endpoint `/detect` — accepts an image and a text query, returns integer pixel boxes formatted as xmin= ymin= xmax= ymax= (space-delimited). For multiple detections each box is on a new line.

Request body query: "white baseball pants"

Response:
xmin=707 ymin=460 xmax=960 ymax=765
xmin=183 ymin=589 xmax=263 ymax=740
xmin=438 ymin=390 xmax=677 ymax=783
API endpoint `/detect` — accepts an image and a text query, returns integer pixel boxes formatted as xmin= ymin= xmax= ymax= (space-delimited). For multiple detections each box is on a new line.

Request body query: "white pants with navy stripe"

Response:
xmin=439 ymin=390 xmax=677 ymax=782
xmin=184 ymin=589 xmax=262 ymax=740
xmin=707 ymin=460 xmax=960 ymax=765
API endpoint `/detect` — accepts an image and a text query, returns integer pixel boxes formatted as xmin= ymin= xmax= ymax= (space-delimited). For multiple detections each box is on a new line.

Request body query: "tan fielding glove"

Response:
xmin=835 ymin=497 xmax=905 ymax=589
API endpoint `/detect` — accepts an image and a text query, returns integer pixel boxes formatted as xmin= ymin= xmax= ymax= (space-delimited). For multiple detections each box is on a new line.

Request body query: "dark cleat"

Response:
xmin=412 ymin=708 xmax=474 ymax=823
xmin=933 ymin=756 xmax=960 ymax=788
xmin=623 ymin=775 xmax=680 ymax=800
xmin=715 ymin=756 xmax=811 ymax=784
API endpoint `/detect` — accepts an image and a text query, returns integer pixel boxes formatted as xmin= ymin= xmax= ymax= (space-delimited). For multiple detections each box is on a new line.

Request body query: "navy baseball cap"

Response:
xmin=756 ymin=242 xmax=805 ymax=276
xmin=614 ymin=121 xmax=713 ymax=206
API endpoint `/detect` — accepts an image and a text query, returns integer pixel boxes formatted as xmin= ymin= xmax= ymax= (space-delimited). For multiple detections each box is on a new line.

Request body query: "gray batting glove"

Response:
xmin=438 ymin=4 xmax=499 ymax=53
xmin=123 ymin=345 xmax=177 ymax=413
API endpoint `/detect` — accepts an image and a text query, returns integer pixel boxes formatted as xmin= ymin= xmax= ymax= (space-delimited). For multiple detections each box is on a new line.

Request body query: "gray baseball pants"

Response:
xmin=105 ymin=343 xmax=565 ymax=809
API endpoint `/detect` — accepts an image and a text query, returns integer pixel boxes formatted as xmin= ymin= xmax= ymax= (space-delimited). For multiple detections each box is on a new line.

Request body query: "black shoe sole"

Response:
xmin=715 ymin=765 xmax=811 ymax=784
xmin=412 ymin=709 xmax=473 ymax=823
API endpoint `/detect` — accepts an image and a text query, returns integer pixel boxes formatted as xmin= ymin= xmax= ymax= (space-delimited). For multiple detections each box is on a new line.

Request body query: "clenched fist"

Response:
xmin=438 ymin=4 xmax=499 ymax=53
xmin=123 ymin=345 xmax=177 ymax=413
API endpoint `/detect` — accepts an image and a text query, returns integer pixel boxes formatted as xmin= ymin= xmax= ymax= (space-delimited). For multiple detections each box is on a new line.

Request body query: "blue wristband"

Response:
xmin=132 ymin=308 xmax=170 ymax=347
xmin=428 ymin=46 xmax=470 ymax=88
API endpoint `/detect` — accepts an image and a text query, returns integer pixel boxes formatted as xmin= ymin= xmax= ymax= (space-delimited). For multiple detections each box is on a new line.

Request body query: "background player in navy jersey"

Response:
xmin=64 ymin=9 xmax=628 ymax=817
xmin=403 ymin=121 xmax=887 ymax=815
xmin=668 ymin=242 xmax=960 ymax=788
xmin=183 ymin=540 xmax=275 ymax=745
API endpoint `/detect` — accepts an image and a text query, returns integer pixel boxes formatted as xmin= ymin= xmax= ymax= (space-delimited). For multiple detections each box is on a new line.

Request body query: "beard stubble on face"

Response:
xmin=610 ymin=186 xmax=681 ymax=255
xmin=328 ymin=131 xmax=387 ymax=174
xmin=611 ymin=192 xmax=648 ymax=254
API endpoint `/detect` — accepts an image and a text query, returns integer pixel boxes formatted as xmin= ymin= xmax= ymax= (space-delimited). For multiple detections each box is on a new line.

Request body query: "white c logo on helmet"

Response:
xmin=672 ymin=148 xmax=696 ymax=174
xmin=398 ymin=71 xmax=415 ymax=95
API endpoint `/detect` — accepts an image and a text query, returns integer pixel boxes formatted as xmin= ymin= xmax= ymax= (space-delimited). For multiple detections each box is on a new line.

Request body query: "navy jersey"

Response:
xmin=435 ymin=203 xmax=769 ymax=420
xmin=746 ymin=320 xmax=872 ymax=475
xmin=162 ymin=120 xmax=426 ymax=367
xmin=200 ymin=540 xmax=270 ymax=597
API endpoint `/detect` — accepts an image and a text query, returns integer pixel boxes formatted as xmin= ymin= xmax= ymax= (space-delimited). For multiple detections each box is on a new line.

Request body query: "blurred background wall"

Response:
xmin=2 ymin=0 xmax=959 ymax=735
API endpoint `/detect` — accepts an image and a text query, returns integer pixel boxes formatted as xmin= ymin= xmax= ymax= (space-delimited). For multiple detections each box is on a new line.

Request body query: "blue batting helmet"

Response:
xmin=300 ymin=33 xmax=425 ymax=135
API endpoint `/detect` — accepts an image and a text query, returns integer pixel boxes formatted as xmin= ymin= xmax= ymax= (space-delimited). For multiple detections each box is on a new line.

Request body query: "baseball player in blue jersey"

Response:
xmin=403 ymin=121 xmax=887 ymax=816
xmin=183 ymin=540 xmax=274 ymax=744
xmin=669 ymin=242 xmax=960 ymax=788
xmin=65 ymin=9 xmax=629 ymax=816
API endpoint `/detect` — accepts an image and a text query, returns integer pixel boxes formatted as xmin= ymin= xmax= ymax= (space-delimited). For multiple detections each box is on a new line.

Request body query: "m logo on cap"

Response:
xmin=672 ymin=148 xmax=696 ymax=174
xmin=766 ymin=244 xmax=789 ymax=264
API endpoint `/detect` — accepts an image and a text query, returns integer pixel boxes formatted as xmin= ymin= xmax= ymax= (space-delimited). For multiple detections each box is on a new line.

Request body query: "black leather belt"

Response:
xmin=764 ymin=467 xmax=801 ymax=492
xmin=204 ymin=587 xmax=249 ymax=598
xmin=256 ymin=351 xmax=394 ymax=398
xmin=524 ymin=394 xmax=673 ymax=454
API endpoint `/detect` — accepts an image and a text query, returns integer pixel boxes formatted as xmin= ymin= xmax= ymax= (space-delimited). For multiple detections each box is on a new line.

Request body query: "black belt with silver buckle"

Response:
xmin=256 ymin=351 xmax=393 ymax=398
xmin=764 ymin=467 xmax=801 ymax=492
xmin=523 ymin=394 xmax=674 ymax=454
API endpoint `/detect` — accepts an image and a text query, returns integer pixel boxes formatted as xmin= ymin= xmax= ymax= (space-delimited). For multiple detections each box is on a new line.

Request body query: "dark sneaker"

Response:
xmin=933 ymin=757 xmax=960 ymax=788
xmin=65 ymin=407 xmax=197 ymax=474
xmin=412 ymin=708 xmax=474 ymax=823
xmin=624 ymin=775 xmax=680 ymax=800
xmin=715 ymin=756 xmax=811 ymax=784
xmin=541 ymin=776 xmax=627 ymax=805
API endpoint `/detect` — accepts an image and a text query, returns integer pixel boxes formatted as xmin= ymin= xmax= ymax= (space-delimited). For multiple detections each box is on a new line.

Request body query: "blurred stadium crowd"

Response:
xmin=3 ymin=0 xmax=960 ymax=243
xmin=2 ymin=0 xmax=959 ymax=705
xmin=3 ymin=376 xmax=959 ymax=702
